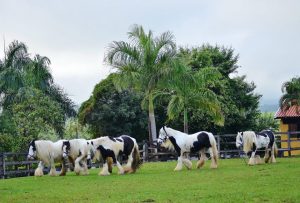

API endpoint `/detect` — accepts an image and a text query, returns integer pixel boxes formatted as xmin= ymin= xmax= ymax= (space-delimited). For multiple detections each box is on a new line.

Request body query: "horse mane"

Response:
xmin=242 ymin=131 xmax=256 ymax=153
xmin=165 ymin=127 xmax=187 ymax=137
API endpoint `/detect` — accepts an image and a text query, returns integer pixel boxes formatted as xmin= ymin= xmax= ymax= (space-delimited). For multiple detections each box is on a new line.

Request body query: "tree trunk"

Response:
xmin=184 ymin=108 xmax=188 ymax=134
xmin=148 ymin=93 xmax=157 ymax=143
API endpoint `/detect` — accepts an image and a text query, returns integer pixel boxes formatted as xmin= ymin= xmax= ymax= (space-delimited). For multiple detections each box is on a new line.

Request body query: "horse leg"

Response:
xmin=182 ymin=156 xmax=192 ymax=170
xmin=248 ymin=151 xmax=256 ymax=165
xmin=264 ymin=148 xmax=270 ymax=163
xmin=209 ymin=147 xmax=218 ymax=169
xmin=124 ymin=153 xmax=134 ymax=173
xmin=174 ymin=155 xmax=183 ymax=171
xmin=271 ymin=145 xmax=276 ymax=163
xmin=99 ymin=160 xmax=110 ymax=176
xmin=59 ymin=159 xmax=67 ymax=176
xmin=75 ymin=155 xmax=85 ymax=175
xmin=116 ymin=160 xmax=125 ymax=175
xmin=196 ymin=149 xmax=206 ymax=169
xmin=49 ymin=158 xmax=57 ymax=176
xmin=68 ymin=157 xmax=75 ymax=171
xmin=81 ymin=158 xmax=89 ymax=175
xmin=34 ymin=161 xmax=44 ymax=177
xmin=255 ymin=155 xmax=263 ymax=164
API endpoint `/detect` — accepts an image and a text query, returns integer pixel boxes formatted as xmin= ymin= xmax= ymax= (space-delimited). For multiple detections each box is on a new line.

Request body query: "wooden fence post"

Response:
xmin=287 ymin=132 xmax=291 ymax=157
xmin=2 ymin=153 xmax=6 ymax=179
xmin=143 ymin=142 xmax=148 ymax=162
xmin=216 ymin=135 xmax=221 ymax=157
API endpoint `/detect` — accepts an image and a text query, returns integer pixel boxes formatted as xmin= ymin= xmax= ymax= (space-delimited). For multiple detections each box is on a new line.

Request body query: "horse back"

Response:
xmin=190 ymin=132 xmax=212 ymax=153
xmin=120 ymin=135 xmax=135 ymax=156
xmin=259 ymin=130 xmax=275 ymax=148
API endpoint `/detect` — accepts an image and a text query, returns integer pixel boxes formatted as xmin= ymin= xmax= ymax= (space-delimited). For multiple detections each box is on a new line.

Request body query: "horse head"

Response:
xmin=86 ymin=140 xmax=95 ymax=160
xmin=62 ymin=141 xmax=71 ymax=158
xmin=236 ymin=132 xmax=243 ymax=149
xmin=157 ymin=126 xmax=170 ymax=146
xmin=27 ymin=140 xmax=37 ymax=160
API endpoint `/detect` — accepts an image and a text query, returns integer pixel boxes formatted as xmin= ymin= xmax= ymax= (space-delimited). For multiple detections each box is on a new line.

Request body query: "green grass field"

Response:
xmin=1 ymin=158 xmax=300 ymax=203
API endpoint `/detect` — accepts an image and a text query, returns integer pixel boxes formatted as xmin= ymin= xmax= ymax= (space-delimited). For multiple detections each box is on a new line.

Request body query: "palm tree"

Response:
xmin=25 ymin=54 xmax=53 ymax=91
xmin=279 ymin=77 xmax=300 ymax=113
xmin=156 ymin=59 xmax=224 ymax=133
xmin=105 ymin=25 xmax=176 ymax=142
xmin=0 ymin=41 xmax=30 ymax=107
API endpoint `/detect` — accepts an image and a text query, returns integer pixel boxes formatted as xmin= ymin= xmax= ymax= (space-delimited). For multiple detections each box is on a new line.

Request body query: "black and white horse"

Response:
xmin=27 ymin=140 xmax=67 ymax=176
xmin=62 ymin=139 xmax=93 ymax=175
xmin=236 ymin=130 xmax=277 ymax=165
xmin=91 ymin=135 xmax=141 ymax=176
xmin=157 ymin=126 xmax=218 ymax=171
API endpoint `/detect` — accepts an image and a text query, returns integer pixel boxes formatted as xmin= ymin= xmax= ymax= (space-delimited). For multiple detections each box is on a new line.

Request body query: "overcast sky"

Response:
xmin=0 ymin=0 xmax=299 ymax=106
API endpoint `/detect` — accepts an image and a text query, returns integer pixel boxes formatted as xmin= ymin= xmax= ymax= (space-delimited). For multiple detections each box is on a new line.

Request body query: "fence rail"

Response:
xmin=1 ymin=131 xmax=300 ymax=179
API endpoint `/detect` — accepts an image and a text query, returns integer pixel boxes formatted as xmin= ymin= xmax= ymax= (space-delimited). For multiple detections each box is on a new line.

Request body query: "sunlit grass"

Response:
xmin=0 ymin=158 xmax=300 ymax=203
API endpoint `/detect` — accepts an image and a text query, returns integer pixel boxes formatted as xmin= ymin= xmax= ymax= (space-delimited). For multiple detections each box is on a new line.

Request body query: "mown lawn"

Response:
xmin=0 ymin=158 xmax=300 ymax=203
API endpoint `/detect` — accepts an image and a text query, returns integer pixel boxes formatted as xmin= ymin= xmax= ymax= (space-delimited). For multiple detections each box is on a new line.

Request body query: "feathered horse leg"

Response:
xmin=174 ymin=155 xmax=184 ymax=171
xmin=270 ymin=145 xmax=277 ymax=163
xmin=59 ymin=159 xmax=67 ymax=176
xmin=99 ymin=162 xmax=110 ymax=176
xmin=248 ymin=151 xmax=257 ymax=165
xmin=196 ymin=149 xmax=206 ymax=169
xmin=75 ymin=153 xmax=85 ymax=175
xmin=264 ymin=148 xmax=270 ymax=163
xmin=34 ymin=161 xmax=44 ymax=177
xmin=49 ymin=157 xmax=57 ymax=176
xmin=182 ymin=153 xmax=192 ymax=170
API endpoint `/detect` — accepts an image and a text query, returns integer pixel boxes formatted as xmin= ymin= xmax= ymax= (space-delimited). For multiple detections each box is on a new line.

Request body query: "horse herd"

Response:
xmin=27 ymin=126 xmax=277 ymax=177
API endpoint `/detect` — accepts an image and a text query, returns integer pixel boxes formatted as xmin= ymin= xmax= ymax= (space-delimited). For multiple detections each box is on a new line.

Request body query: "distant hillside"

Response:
xmin=260 ymin=104 xmax=279 ymax=112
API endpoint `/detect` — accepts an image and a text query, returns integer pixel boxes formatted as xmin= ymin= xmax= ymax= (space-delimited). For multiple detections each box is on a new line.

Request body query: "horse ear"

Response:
xmin=91 ymin=141 xmax=94 ymax=145
xmin=241 ymin=132 xmax=243 ymax=135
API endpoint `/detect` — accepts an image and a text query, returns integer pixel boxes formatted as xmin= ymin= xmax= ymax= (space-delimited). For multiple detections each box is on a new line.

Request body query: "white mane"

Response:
xmin=242 ymin=131 xmax=256 ymax=153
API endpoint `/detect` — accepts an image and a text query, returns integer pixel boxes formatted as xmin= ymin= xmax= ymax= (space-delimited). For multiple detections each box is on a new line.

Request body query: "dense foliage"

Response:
xmin=78 ymin=74 xmax=148 ymax=141
xmin=279 ymin=76 xmax=300 ymax=113
xmin=171 ymin=45 xmax=261 ymax=134
xmin=0 ymin=41 xmax=76 ymax=152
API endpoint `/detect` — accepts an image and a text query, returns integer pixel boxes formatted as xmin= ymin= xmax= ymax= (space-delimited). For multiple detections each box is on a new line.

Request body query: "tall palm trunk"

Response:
xmin=148 ymin=93 xmax=157 ymax=143
xmin=183 ymin=108 xmax=188 ymax=134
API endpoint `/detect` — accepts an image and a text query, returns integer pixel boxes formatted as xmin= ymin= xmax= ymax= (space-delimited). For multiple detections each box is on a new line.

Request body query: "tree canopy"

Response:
xmin=0 ymin=41 xmax=76 ymax=152
xmin=105 ymin=25 xmax=176 ymax=142
xmin=78 ymin=74 xmax=148 ymax=141
xmin=279 ymin=76 xmax=300 ymax=113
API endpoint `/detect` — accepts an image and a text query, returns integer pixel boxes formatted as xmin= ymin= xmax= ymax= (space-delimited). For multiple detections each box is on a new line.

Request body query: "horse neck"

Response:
xmin=35 ymin=140 xmax=53 ymax=160
xmin=166 ymin=128 xmax=186 ymax=139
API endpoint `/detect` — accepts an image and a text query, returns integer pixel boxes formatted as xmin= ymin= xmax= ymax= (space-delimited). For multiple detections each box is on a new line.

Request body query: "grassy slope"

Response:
xmin=0 ymin=158 xmax=300 ymax=203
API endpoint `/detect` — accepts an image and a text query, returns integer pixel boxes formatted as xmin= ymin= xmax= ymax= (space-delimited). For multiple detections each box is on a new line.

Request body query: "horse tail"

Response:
xmin=274 ymin=142 xmax=278 ymax=157
xmin=210 ymin=135 xmax=218 ymax=166
xmin=131 ymin=144 xmax=142 ymax=173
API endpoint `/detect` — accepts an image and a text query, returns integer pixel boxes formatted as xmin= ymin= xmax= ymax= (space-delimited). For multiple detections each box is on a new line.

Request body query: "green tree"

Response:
xmin=176 ymin=45 xmax=261 ymax=134
xmin=105 ymin=25 xmax=176 ymax=142
xmin=279 ymin=76 xmax=300 ymax=113
xmin=78 ymin=74 xmax=148 ymax=141
xmin=64 ymin=118 xmax=92 ymax=140
xmin=12 ymin=88 xmax=64 ymax=137
xmin=156 ymin=59 xmax=224 ymax=133
xmin=0 ymin=40 xmax=76 ymax=151
xmin=253 ymin=112 xmax=279 ymax=132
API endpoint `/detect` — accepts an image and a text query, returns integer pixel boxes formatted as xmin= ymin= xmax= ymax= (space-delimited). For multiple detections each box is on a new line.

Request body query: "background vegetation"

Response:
xmin=0 ymin=25 xmax=286 ymax=152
